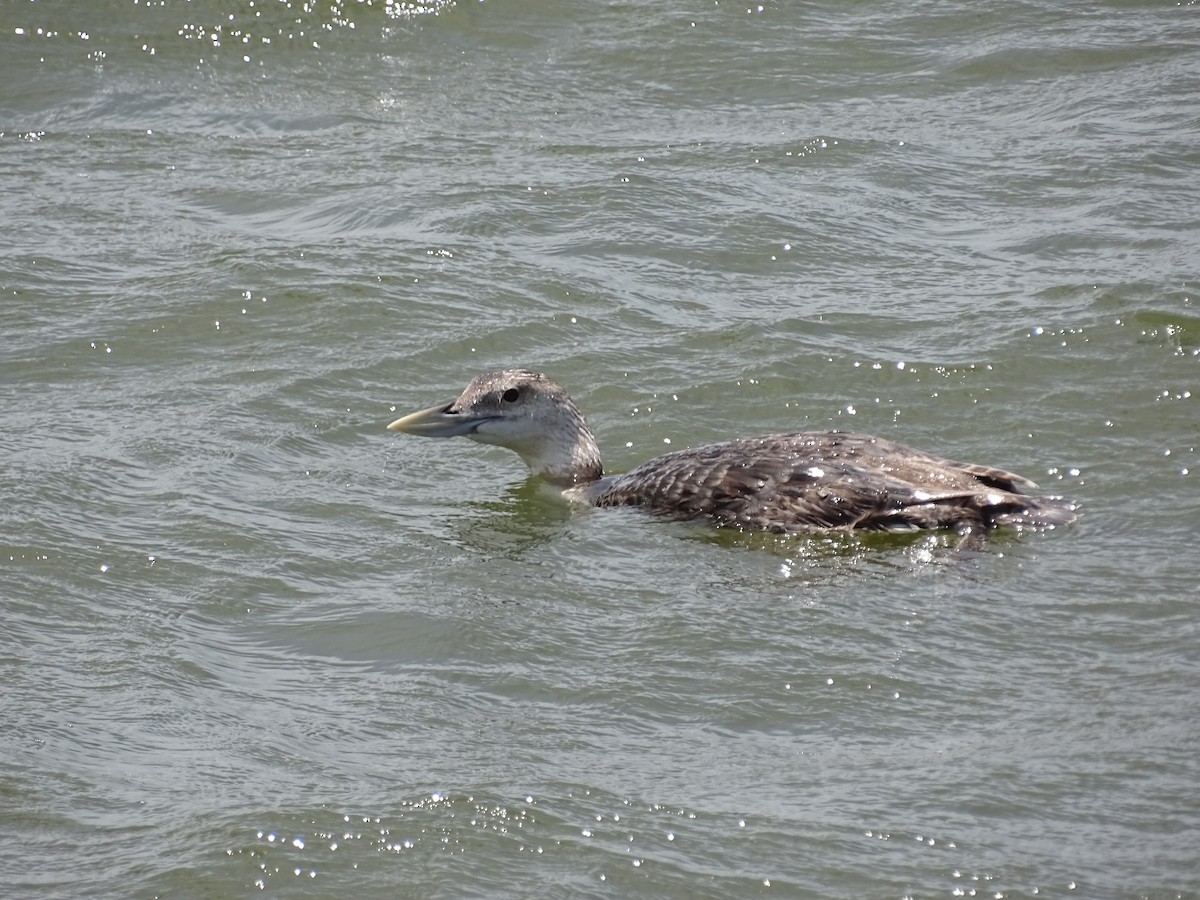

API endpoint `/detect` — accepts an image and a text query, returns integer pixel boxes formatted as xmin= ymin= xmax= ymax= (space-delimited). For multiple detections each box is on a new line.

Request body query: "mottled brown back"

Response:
xmin=591 ymin=432 xmax=1076 ymax=534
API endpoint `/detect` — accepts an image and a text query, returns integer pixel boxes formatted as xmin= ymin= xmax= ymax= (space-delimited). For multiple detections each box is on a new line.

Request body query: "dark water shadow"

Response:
xmin=442 ymin=478 xmax=575 ymax=558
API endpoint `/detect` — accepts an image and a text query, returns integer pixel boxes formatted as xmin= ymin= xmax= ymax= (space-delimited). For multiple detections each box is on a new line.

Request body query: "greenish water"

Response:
xmin=2 ymin=1 xmax=1197 ymax=897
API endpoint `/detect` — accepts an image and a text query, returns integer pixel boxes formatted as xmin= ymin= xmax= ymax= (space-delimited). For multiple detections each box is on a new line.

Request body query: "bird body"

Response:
xmin=388 ymin=369 xmax=1076 ymax=538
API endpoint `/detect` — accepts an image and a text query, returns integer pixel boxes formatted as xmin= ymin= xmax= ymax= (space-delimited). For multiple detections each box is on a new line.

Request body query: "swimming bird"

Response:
xmin=387 ymin=369 xmax=1077 ymax=538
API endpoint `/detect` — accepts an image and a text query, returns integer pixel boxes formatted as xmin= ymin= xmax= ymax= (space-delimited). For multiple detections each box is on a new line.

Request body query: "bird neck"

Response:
xmin=518 ymin=413 xmax=604 ymax=486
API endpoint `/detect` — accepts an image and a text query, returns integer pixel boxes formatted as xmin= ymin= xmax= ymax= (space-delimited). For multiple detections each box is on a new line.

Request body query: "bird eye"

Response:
xmin=502 ymin=388 xmax=520 ymax=403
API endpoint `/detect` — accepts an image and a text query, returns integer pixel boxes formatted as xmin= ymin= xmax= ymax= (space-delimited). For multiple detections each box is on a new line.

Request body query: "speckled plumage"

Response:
xmin=388 ymin=369 xmax=1077 ymax=538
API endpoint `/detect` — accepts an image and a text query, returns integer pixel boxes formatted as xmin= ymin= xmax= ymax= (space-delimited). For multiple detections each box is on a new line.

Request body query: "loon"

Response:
xmin=387 ymin=369 xmax=1077 ymax=538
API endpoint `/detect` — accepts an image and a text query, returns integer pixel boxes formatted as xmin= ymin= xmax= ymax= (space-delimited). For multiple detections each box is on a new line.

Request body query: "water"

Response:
xmin=2 ymin=1 xmax=1198 ymax=896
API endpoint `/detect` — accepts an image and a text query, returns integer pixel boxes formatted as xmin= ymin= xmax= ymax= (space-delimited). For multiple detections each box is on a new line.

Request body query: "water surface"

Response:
xmin=2 ymin=1 xmax=1198 ymax=896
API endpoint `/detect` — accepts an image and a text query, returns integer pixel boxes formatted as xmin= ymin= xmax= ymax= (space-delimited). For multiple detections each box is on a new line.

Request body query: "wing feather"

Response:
xmin=591 ymin=432 xmax=1071 ymax=533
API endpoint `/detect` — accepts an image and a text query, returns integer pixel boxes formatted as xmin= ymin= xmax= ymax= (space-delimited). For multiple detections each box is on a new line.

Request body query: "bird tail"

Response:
xmin=988 ymin=496 xmax=1078 ymax=529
